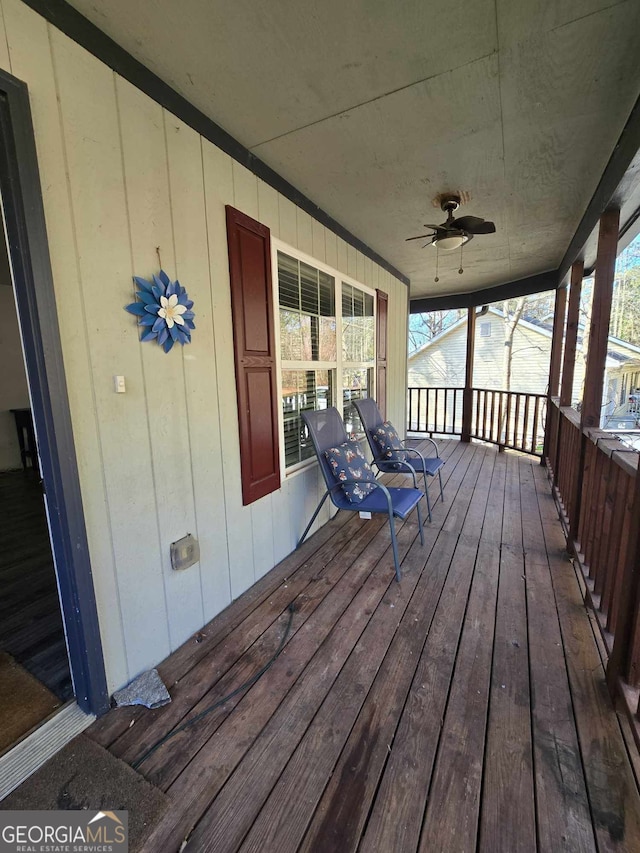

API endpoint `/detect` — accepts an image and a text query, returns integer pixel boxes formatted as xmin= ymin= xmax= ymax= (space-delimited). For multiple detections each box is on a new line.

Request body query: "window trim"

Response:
xmin=271 ymin=238 xmax=377 ymax=479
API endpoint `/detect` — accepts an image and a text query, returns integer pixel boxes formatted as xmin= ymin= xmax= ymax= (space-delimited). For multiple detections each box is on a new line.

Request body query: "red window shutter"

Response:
xmin=376 ymin=289 xmax=388 ymax=420
xmin=226 ymin=206 xmax=281 ymax=505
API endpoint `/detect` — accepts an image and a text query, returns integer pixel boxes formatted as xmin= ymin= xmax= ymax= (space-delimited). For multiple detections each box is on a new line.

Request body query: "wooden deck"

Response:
xmin=87 ymin=439 xmax=640 ymax=853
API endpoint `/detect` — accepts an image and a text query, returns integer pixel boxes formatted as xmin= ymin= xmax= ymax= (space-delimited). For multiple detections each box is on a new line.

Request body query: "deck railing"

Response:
xmin=407 ymin=387 xmax=463 ymax=436
xmin=408 ymin=386 xmax=546 ymax=457
xmin=547 ymin=398 xmax=640 ymax=732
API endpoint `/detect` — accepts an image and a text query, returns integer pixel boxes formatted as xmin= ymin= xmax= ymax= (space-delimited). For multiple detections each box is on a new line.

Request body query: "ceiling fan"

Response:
xmin=405 ymin=193 xmax=496 ymax=251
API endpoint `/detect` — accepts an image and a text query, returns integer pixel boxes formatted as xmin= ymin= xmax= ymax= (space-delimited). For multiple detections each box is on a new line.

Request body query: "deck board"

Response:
xmin=85 ymin=440 xmax=640 ymax=853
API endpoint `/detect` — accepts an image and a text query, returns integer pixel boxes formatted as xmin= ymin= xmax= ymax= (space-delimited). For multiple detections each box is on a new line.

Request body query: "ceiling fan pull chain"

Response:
xmin=458 ymin=243 xmax=464 ymax=275
xmin=434 ymin=247 xmax=440 ymax=283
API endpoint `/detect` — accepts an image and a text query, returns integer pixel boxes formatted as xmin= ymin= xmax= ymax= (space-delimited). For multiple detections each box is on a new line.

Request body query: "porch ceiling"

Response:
xmin=67 ymin=0 xmax=640 ymax=299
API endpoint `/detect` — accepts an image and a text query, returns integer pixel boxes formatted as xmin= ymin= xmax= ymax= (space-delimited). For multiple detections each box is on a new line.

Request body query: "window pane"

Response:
xmin=278 ymin=253 xmax=299 ymax=310
xmin=300 ymin=262 xmax=319 ymax=315
xmin=362 ymin=315 xmax=375 ymax=361
xmin=300 ymin=315 xmax=313 ymax=360
xmin=343 ymin=283 xmax=375 ymax=362
xmin=353 ymin=288 xmax=364 ymax=317
xmin=364 ymin=293 xmax=374 ymax=316
xmin=282 ymin=370 xmax=334 ymax=467
xmin=318 ymin=316 xmax=337 ymax=361
xmin=280 ymin=309 xmax=303 ymax=361
xmin=343 ymin=368 xmax=372 ymax=436
xmin=319 ymin=272 xmax=335 ymax=316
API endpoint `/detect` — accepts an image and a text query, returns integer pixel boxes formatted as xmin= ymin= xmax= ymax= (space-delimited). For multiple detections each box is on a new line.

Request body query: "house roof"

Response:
xmin=59 ymin=0 xmax=640 ymax=303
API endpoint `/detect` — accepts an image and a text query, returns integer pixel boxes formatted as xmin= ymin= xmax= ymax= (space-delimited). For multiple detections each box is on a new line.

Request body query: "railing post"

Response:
xmin=581 ymin=208 xmax=619 ymax=430
xmin=461 ymin=306 xmax=476 ymax=443
xmin=571 ymin=210 xmax=619 ymax=552
xmin=543 ymin=284 xmax=567 ymax=465
xmin=552 ymin=262 xmax=584 ymax=489
xmin=560 ymin=261 xmax=583 ymax=408
xmin=606 ymin=462 xmax=640 ymax=697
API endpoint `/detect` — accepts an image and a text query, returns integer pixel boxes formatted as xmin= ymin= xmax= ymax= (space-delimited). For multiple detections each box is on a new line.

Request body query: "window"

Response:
xmin=480 ymin=321 xmax=491 ymax=337
xmin=276 ymin=249 xmax=376 ymax=471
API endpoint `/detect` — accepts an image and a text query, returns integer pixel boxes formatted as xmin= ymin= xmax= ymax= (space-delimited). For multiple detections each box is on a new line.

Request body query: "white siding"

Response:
xmin=1 ymin=0 xmax=409 ymax=692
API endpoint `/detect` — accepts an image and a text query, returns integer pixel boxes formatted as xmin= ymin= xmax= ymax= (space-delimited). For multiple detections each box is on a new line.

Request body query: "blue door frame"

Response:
xmin=0 ymin=68 xmax=109 ymax=716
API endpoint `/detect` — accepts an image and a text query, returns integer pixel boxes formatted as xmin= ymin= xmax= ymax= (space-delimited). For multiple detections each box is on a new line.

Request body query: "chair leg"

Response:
xmin=416 ymin=500 xmax=425 ymax=546
xmin=423 ymin=472 xmax=432 ymax=523
xmin=388 ymin=512 xmax=402 ymax=582
xmin=438 ymin=468 xmax=444 ymax=503
xmin=297 ymin=490 xmax=330 ymax=548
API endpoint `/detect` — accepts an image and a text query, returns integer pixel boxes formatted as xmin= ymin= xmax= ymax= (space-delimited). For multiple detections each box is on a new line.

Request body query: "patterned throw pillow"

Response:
xmin=371 ymin=421 xmax=408 ymax=467
xmin=324 ymin=440 xmax=377 ymax=503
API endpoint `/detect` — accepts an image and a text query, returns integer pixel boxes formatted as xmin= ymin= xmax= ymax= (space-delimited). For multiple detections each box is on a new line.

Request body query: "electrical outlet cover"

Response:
xmin=170 ymin=533 xmax=200 ymax=571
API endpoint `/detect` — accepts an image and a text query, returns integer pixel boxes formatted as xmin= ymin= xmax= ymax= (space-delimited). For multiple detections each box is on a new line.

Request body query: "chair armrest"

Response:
xmin=400 ymin=445 xmax=427 ymax=466
xmin=371 ymin=457 xmax=419 ymax=489
xmin=401 ymin=437 xmax=440 ymax=458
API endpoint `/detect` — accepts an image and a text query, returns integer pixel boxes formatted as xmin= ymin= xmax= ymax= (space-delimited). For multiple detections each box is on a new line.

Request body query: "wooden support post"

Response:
xmin=606 ymin=465 xmax=640 ymax=697
xmin=581 ymin=208 xmax=620 ymax=429
xmin=543 ymin=285 xmax=567 ymax=464
xmin=570 ymin=211 xmax=619 ymax=566
xmin=548 ymin=285 xmax=567 ymax=398
xmin=559 ymin=260 xmax=583 ymax=407
xmin=461 ymin=306 xmax=476 ymax=443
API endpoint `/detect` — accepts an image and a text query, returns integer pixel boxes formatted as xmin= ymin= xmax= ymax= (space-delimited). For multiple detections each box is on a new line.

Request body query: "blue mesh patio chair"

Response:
xmin=297 ymin=407 xmax=424 ymax=582
xmin=353 ymin=398 xmax=444 ymax=522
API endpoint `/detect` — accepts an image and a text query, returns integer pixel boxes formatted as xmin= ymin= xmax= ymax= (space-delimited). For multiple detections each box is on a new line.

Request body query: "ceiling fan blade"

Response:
xmin=405 ymin=233 xmax=432 ymax=241
xmin=423 ymin=224 xmax=442 ymax=230
xmin=470 ymin=220 xmax=496 ymax=234
xmin=450 ymin=215 xmax=483 ymax=230
xmin=452 ymin=215 xmax=496 ymax=234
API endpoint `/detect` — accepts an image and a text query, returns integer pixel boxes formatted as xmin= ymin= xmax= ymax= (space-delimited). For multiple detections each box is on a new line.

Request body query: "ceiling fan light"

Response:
xmin=432 ymin=234 xmax=468 ymax=251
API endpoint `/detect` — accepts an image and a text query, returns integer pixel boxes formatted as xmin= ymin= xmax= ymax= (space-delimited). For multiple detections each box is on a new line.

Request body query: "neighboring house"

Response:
xmin=408 ymin=307 xmax=554 ymax=393
xmin=618 ymin=358 xmax=640 ymax=405
xmin=408 ymin=307 xmax=640 ymax=425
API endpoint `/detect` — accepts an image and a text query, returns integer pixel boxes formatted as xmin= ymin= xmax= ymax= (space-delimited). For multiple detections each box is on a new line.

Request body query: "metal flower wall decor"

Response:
xmin=125 ymin=270 xmax=195 ymax=353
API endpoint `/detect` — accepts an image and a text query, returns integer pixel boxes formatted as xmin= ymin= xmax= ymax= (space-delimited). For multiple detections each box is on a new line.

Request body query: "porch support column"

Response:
xmin=559 ymin=260 xmax=583 ymax=407
xmin=571 ymin=211 xmax=618 ymax=554
xmin=543 ymin=284 xmax=567 ymax=464
xmin=461 ymin=306 xmax=476 ymax=443
xmin=581 ymin=208 xmax=620 ymax=429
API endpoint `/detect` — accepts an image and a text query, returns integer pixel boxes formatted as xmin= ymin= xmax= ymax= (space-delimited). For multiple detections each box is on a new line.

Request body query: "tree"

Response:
xmin=408 ymin=309 xmax=464 ymax=353
xmin=500 ymin=292 xmax=553 ymax=391
xmin=501 ymin=297 xmax=526 ymax=392
xmin=610 ymin=265 xmax=640 ymax=345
